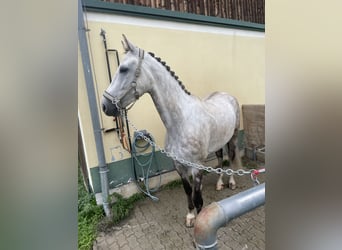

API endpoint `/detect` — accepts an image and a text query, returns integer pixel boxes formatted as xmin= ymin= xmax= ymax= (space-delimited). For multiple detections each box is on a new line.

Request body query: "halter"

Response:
xmin=103 ymin=48 xmax=145 ymax=108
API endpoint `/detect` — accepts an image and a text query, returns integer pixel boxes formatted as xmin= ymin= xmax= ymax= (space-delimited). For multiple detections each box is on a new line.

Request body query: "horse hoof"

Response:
xmin=229 ymin=182 xmax=236 ymax=190
xmin=216 ymin=178 xmax=224 ymax=191
xmin=186 ymin=219 xmax=195 ymax=228
xmin=186 ymin=213 xmax=196 ymax=227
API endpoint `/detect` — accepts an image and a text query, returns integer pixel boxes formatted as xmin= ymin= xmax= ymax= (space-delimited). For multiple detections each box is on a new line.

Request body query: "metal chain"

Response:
xmin=114 ymin=101 xmax=255 ymax=177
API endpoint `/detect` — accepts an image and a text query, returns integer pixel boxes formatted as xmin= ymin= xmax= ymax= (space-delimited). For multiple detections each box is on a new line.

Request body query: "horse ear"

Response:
xmin=121 ymin=40 xmax=129 ymax=52
xmin=121 ymin=34 xmax=136 ymax=52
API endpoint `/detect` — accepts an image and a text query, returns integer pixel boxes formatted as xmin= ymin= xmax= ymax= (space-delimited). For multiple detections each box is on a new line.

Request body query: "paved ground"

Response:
xmin=93 ymin=164 xmax=265 ymax=250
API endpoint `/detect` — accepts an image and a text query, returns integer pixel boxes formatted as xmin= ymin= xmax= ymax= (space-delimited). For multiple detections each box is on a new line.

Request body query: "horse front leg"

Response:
xmin=215 ymin=149 xmax=225 ymax=190
xmin=174 ymin=161 xmax=195 ymax=227
xmin=193 ymin=170 xmax=203 ymax=214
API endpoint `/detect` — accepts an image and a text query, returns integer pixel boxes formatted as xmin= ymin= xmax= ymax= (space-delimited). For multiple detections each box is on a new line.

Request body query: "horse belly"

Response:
xmin=207 ymin=121 xmax=235 ymax=153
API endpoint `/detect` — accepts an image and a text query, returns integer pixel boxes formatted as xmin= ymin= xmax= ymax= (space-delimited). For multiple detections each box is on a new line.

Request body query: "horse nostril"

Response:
xmin=102 ymin=104 xmax=107 ymax=113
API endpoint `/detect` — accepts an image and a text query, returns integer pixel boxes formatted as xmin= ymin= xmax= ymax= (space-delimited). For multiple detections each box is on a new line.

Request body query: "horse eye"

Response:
xmin=119 ymin=66 xmax=128 ymax=73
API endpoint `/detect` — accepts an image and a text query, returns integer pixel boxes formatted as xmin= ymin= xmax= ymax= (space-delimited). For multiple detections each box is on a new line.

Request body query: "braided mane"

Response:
xmin=148 ymin=52 xmax=191 ymax=95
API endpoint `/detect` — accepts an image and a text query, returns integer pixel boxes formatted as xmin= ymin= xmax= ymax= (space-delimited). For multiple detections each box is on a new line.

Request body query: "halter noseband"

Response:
xmin=103 ymin=48 xmax=145 ymax=108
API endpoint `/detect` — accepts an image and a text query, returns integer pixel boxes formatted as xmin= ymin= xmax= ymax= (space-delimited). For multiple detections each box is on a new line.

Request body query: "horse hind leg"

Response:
xmin=227 ymin=129 xmax=242 ymax=190
xmin=215 ymin=149 xmax=225 ymax=191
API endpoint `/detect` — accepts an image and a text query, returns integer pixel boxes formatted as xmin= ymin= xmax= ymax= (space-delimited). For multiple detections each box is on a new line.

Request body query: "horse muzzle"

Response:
xmin=101 ymin=96 xmax=120 ymax=117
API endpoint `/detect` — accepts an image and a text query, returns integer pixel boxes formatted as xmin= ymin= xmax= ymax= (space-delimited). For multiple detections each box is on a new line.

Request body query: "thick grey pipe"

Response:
xmin=194 ymin=183 xmax=265 ymax=249
xmin=78 ymin=0 xmax=111 ymax=217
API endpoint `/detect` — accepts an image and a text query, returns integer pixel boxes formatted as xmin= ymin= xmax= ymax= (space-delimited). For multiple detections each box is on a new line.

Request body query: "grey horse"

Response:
xmin=101 ymin=35 xmax=242 ymax=227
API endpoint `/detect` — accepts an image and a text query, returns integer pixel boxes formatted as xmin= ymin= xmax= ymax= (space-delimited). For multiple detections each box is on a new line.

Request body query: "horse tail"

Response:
xmin=231 ymin=96 xmax=240 ymax=129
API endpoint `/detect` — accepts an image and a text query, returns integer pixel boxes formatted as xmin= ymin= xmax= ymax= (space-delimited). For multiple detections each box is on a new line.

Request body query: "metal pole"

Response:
xmin=78 ymin=0 xmax=111 ymax=217
xmin=100 ymin=29 xmax=121 ymax=140
xmin=99 ymin=29 xmax=113 ymax=82
xmin=194 ymin=183 xmax=265 ymax=249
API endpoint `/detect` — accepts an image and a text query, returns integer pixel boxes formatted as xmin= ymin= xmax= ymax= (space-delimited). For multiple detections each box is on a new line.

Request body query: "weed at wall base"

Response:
xmin=111 ymin=193 xmax=145 ymax=224
xmin=78 ymin=169 xmax=104 ymax=250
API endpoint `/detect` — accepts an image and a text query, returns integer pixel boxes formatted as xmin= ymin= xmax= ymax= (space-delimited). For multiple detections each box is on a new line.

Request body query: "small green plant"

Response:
xmin=78 ymin=169 xmax=104 ymax=250
xmin=162 ymin=179 xmax=183 ymax=190
xmin=111 ymin=193 xmax=144 ymax=224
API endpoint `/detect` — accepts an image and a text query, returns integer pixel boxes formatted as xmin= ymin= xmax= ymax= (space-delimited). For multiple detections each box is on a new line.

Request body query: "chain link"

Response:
xmin=115 ymin=101 xmax=255 ymax=177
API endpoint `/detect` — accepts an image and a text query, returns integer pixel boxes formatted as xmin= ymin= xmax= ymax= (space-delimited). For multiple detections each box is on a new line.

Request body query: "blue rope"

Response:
xmin=131 ymin=130 xmax=161 ymax=201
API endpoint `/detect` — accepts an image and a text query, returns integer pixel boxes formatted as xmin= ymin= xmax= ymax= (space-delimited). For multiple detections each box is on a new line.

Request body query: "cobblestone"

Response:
xmin=120 ymin=244 xmax=130 ymax=250
xmin=104 ymin=233 xmax=116 ymax=246
xmin=116 ymin=233 xmax=127 ymax=248
xmin=94 ymin=167 xmax=265 ymax=249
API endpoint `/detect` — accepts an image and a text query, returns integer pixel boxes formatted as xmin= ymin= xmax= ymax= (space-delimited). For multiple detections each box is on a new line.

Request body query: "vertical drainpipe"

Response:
xmin=78 ymin=0 xmax=111 ymax=217
xmin=194 ymin=183 xmax=265 ymax=249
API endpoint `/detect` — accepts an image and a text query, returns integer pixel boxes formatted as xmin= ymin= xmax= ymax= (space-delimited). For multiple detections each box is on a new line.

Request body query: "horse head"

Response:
xmin=101 ymin=35 xmax=151 ymax=117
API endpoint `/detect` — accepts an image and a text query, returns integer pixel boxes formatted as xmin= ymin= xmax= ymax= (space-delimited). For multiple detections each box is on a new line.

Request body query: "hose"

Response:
xmin=131 ymin=130 xmax=161 ymax=201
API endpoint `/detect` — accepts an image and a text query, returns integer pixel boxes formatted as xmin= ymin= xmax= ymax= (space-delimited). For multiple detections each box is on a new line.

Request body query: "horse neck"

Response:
xmin=147 ymin=64 xmax=193 ymax=131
